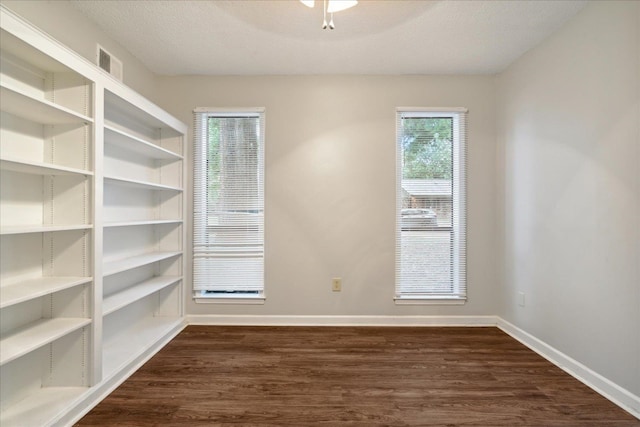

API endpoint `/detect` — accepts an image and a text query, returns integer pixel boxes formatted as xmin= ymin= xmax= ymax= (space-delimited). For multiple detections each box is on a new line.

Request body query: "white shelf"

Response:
xmin=0 ymin=224 xmax=92 ymax=235
xmin=103 ymin=276 xmax=181 ymax=316
xmin=102 ymin=316 xmax=183 ymax=380
xmin=103 ymin=251 xmax=182 ymax=277
xmin=104 ymin=90 xmax=183 ymax=137
xmin=104 ymin=219 xmax=182 ymax=228
xmin=0 ymin=157 xmax=93 ymax=176
xmin=104 ymin=125 xmax=182 ymax=160
xmin=104 ymin=175 xmax=182 ymax=192
xmin=1 ymin=27 xmax=71 ymax=74
xmin=0 ymin=277 xmax=92 ymax=309
xmin=0 ymin=317 xmax=91 ymax=366
xmin=0 ymin=386 xmax=88 ymax=427
xmin=0 ymin=83 xmax=93 ymax=125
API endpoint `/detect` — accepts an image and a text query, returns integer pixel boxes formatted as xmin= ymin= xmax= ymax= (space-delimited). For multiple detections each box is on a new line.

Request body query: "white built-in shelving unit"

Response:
xmin=100 ymin=87 xmax=185 ymax=384
xmin=0 ymin=6 xmax=187 ymax=426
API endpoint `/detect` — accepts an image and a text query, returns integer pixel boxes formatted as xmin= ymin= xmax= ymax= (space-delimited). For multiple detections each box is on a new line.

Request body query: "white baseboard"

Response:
xmin=187 ymin=314 xmax=498 ymax=327
xmin=496 ymin=317 xmax=640 ymax=419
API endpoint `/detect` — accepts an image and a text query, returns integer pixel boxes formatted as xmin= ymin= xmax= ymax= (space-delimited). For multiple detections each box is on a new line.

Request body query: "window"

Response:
xmin=396 ymin=108 xmax=467 ymax=303
xmin=193 ymin=109 xmax=265 ymax=301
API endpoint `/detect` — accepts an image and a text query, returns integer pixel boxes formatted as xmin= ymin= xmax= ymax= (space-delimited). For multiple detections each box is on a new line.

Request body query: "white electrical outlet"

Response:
xmin=332 ymin=277 xmax=342 ymax=292
xmin=517 ymin=291 xmax=525 ymax=307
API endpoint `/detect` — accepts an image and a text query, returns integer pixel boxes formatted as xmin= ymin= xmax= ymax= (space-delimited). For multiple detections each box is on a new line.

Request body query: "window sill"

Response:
xmin=194 ymin=294 xmax=265 ymax=305
xmin=394 ymin=296 xmax=466 ymax=306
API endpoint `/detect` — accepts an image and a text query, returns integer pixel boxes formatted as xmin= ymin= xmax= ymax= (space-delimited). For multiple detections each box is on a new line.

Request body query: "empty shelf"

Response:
xmin=102 ymin=316 xmax=183 ymax=380
xmin=0 ymin=276 xmax=92 ymax=309
xmin=104 ymin=175 xmax=182 ymax=192
xmin=103 ymin=276 xmax=181 ymax=316
xmin=0 ymin=386 xmax=88 ymax=427
xmin=103 ymin=251 xmax=182 ymax=277
xmin=1 ymin=84 xmax=93 ymax=125
xmin=103 ymin=219 xmax=182 ymax=228
xmin=0 ymin=317 xmax=91 ymax=366
xmin=0 ymin=224 xmax=92 ymax=235
xmin=104 ymin=125 xmax=182 ymax=160
xmin=0 ymin=158 xmax=93 ymax=176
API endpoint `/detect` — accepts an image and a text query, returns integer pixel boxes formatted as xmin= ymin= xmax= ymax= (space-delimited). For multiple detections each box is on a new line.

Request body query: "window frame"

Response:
xmin=192 ymin=107 xmax=266 ymax=304
xmin=395 ymin=107 xmax=467 ymax=305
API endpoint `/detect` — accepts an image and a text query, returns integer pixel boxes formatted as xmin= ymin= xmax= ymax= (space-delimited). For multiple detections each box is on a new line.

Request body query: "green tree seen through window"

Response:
xmin=401 ymin=117 xmax=452 ymax=180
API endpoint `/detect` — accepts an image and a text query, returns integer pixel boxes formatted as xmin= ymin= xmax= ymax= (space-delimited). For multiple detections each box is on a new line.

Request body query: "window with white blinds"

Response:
xmin=395 ymin=109 xmax=467 ymax=303
xmin=193 ymin=109 xmax=265 ymax=299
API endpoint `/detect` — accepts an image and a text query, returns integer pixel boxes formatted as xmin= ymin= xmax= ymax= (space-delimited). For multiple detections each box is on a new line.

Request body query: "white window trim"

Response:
xmin=193 ymin=107 xmax=266 ymax=304
xmin=395 ymin=107 xmax=468 ymax=305
xmin=394 ymin=296 xmax=466 ymax=305
xmin=194 ymin=293 xmax=266 ymax=305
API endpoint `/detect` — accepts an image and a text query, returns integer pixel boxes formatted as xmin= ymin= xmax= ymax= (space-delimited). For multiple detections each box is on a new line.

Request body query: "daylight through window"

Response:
xmin=396 ymin=109 xmax=467 ymax=302
xmin=193 ymin=109 xmax=265 ymax=299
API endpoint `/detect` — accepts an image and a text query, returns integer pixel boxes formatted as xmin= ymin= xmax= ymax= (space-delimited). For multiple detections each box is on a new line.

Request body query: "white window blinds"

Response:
xmin=193 ymin=109 xmax=265 ymax=295
xmin=396 ymin=109 xmax=467 ymax=301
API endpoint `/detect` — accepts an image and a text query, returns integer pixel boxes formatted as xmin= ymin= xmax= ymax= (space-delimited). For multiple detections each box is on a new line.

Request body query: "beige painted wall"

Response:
xmin=1 ymin=0 xmax=158 ymax=101
xmin=496 ymin=1 xmax=640 ymax=395
xmin=156 ymin=75 xmax=498 ymax=317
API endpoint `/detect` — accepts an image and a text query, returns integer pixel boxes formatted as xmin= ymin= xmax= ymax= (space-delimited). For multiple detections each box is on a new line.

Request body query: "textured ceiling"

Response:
xmin=69 ymin=0 xmax=588 ymax=76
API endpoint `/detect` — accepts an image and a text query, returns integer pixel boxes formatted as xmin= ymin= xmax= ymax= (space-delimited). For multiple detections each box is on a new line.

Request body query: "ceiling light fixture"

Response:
xmin=300 ymin=0 xmax=358 ymax=30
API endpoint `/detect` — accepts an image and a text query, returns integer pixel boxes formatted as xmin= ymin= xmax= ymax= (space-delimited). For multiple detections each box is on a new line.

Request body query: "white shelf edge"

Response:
xmin=104 ymin=89 xmax=186 ymax=137
xmin=104 ymin=124 xmax=183 ymax=160
xmin=103 ymin=276 xmax=181 ymax=316
xmin=102 ymin=316 xmax=183 ymax=381
xmin=103 ymin=251 xmax=182 ymax=277
xmin=0 ymin=157 xmax=93 ymax=176
xmin=0 ymin=386 xmax=89 ymax=427
xmin=103 ymin=175 xmax=182 ymax=192
xmin=0 ymin=276 xmax=92 ymax=309
xmin=0 ymin=27 xmax=72 ymax=74
xmin=0 ymin=224 xmax=93 ymax=235
xmin=103 ymin=219 xmax=182 ymax=228
xmin=0 ymin=317 xmax=91 ymax=366
xmin=0 ymin=5 xmax=107 ymax=85
xmin=0 ymin=83 xmax=93 ymax=124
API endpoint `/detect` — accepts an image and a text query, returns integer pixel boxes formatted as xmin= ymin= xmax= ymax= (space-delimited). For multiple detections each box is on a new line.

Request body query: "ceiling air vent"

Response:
xmin=97 ymin=45 xmax=123 ymax=82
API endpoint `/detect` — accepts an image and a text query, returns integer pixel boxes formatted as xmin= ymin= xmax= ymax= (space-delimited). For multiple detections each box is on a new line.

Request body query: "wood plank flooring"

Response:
xmin=77 ymin=326 xmax=639 ymax=426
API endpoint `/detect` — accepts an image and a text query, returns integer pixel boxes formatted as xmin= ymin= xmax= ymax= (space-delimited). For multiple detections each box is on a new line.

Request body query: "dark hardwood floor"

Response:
xmin=77 ymin=326 xmax=639 ymax=426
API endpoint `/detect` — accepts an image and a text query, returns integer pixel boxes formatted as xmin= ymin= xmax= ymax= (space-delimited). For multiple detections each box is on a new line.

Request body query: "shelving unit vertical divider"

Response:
xmin=90 ymin=82 xmax=105 ymax=386
xmin=177 ymin=134 xmax=186 ymax=320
